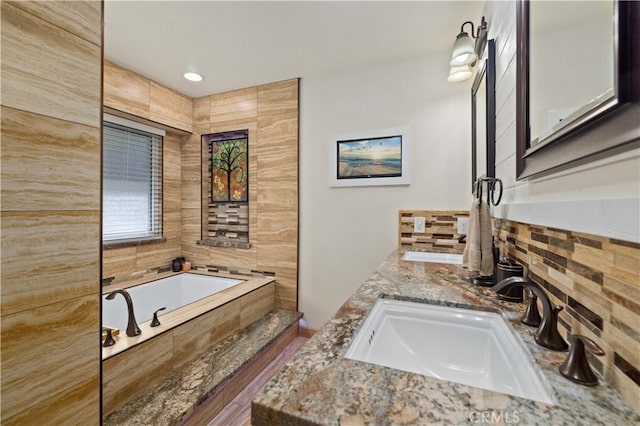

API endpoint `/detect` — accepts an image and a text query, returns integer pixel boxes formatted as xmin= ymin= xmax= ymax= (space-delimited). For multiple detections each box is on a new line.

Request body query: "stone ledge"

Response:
xmin=104 ymin=309 xmax=301 ymax=426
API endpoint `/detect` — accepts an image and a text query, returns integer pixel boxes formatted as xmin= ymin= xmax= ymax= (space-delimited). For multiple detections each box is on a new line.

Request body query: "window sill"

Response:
xmin=198 ymin=239 xmax=251 ymax=249
xmin=103 ymin=237 xmax=166 ymax=250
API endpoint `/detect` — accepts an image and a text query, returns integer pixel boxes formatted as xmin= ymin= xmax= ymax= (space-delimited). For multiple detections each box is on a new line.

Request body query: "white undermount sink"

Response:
xmin=344 ymin=299 xmax=555 ymax=405
xmin=402 ymin=251 xmax=463 ymax=264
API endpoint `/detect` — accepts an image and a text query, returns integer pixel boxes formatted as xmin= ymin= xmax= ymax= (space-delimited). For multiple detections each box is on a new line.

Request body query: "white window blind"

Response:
xmin=103 ymin=122 xmax=163 ymax=242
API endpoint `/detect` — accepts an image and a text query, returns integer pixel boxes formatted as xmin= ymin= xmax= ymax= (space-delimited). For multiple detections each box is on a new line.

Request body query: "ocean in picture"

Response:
xmin=337 ymin=135 xmax=402 ymax=179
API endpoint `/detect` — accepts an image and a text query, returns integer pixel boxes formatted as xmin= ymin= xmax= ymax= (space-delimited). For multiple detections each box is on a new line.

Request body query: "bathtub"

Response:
xmin=103 ymin=273 xmax=244 ymax=332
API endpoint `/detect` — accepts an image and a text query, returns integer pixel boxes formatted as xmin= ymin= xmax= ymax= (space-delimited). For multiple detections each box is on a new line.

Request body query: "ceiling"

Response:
xmin=104 ymin=1 xmax=483 ymax=98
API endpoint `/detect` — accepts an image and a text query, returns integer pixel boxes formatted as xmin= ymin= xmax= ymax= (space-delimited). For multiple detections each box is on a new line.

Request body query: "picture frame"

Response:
xmin=329 ymin=126 xmax=411 ymax=187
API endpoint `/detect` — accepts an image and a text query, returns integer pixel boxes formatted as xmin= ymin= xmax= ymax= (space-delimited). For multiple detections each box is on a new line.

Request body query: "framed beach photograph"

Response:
xmin=330 ymin=127 xmax=411 ymax=187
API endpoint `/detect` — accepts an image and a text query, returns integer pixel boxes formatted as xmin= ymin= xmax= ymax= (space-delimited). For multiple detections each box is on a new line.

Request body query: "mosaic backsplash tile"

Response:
xmin=398 ymin=210 xmax=639 ymax=410
xmin=494 ymin=218 xmax=640 ymax=410
xmin=398 ymin=210 xmax=469 ymax=253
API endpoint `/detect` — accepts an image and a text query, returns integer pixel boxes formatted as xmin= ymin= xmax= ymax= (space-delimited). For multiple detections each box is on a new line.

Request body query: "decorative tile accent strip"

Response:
xmin=614 ymin=353 xmax=640 ymax=387
xmin=398 ymin=210 xmax=469 ymax=253
xmin=494 ymin=218 xmax=640 ymax=408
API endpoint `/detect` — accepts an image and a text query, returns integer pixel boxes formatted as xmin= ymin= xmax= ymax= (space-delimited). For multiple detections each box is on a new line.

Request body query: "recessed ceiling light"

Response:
xmin=183 ymin=72 xmax=203 ymax=82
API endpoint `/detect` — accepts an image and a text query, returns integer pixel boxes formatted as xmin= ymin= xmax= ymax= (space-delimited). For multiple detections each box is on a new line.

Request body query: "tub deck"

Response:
xmin=102 ymin=271 xmax=274 ymax=360
xmin=104 ymin=309 xmax=302 ymax=425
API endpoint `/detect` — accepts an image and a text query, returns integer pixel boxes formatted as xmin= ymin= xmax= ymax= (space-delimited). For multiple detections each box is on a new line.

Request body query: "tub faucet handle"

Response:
xmin=559 ymin=335 xmax=605 ymax=386
xmin=103 ymin=328 xmax=116 ymax=347
xmin=151 ymin=307 xmax=166 ymax=327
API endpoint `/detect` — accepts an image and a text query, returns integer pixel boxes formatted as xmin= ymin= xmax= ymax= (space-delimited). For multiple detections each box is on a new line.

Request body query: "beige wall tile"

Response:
xmin=103 ymin=332 xmax=175 ymax=416
xmin=0 ymin=295 xmax=99 ymax=421
xmin=271 ymin=267 xmax=298 ymax=311
xmin=173 ymin=299 xmax=241 ymax=367
xmin=240 ymin=284 xmax=275 ymax=328
xmin=2 ymin=3 xmax=101 ymax=127
xmin=103 ymin=246 xmax=137 ymax=280
xmin=193 ymin=96 xmax=211 ymax=127
xmin=1 ymin=211 xmax=100 ymax=316
xmin=103 ymin=60 xmax=150 ymax=118
xmin=2 ymin=376 xmax=100 ymax=426
xmin=1 ymin=107 xmax=100 ymax=211
xmin=150 ymin=81 xmax=193 ymax=132
xmin=257 ymin=79 xmax=299 ymax=116
xmin=210 ymin=87 xmax=257 ymax=123
xmin=9 ymin=0 xmax=102 ymax=46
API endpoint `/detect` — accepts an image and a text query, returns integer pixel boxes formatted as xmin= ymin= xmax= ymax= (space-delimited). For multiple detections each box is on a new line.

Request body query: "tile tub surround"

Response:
xmin=251 ymin=252 xmax=639 ymax=425
xmin=104 ymin=309 xmax=301 ymax=425
xmin=398 ymin=210 xmax=469 ymax=253
xmin=494 ymin=218 xmax=640 ymax=410
xmin=102 ymin=274 xmax=275 ymax=416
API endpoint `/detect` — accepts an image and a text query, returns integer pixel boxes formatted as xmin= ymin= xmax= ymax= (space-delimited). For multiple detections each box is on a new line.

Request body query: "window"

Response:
xmin=103 ymin=119 xmax=163 ymax=243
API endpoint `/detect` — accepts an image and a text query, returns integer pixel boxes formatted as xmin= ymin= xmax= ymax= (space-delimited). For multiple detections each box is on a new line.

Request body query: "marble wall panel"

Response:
xmin=210 ymin=87 xmax=257 ymax=123
xmin=150 ymin=81 xmax=193 ymax=132
xmin=102 ymin=332 xmax=175 ymax=416
xmin=1 ymin=2 xmax=101 ymax=128
xmin=1 ymin=377 xmax=100 ymax=426
xmin=0 ymin=106 xmax=101 ymax=211
xmin=0 ymin=295 xmax=99 ymax=421
xmin=103 ymin=60 xmax=150 ymax=119
xmin=1 ymin=211 xmax=100 ymax=316
xmin=9 ymin=0 xmax=102 ymax=45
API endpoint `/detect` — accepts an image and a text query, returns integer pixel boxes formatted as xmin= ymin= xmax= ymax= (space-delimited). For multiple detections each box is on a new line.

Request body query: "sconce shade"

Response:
xmin=447 ymin=64 xmax=472 ymax=83
xmin=450 ymin=31 xmax=478 ymax=66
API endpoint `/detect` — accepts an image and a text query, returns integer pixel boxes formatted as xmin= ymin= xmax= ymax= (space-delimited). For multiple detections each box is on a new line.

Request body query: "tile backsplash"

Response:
xmin=398 ymin=210 xmax=639 ymax=410
xmin=398 ymin=210 xmax=469 ymax=253
xmin=494 ymin=218 xmax=639 ymax=411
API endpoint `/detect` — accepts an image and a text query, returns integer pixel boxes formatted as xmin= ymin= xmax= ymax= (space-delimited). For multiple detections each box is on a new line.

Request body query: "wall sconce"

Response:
xmin=448 ymin=16 xmax=488 ymax=82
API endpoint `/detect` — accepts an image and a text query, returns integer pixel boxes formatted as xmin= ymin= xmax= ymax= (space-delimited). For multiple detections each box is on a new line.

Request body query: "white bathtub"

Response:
xmin=102 ymin=273 xmax=244 ymax=331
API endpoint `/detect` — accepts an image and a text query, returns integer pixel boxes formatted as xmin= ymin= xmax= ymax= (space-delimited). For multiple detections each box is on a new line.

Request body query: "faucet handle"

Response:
xmin=150 ymin=307 xmax=166 ymax=327
xmin=559 ymin=335 xmax=605 ymax=386
xmin=521 ymin=288 xmax=542 ymax=327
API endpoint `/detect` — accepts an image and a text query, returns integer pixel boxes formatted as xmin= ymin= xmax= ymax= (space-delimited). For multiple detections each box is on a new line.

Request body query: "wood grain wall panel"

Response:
xmin=270 ymin=268 xmax=297 ymax=311
xmin=102 ymin=332 xmax=175 ymax=416
xmin=9 ymin=0 xmax=102 ymax=45
xmin=0 ymin=106 xmax=101 ymax=211
xmin=210 ymin=87 xmax=258 ymax=123
xmin=150 ymin=81 xmax=193 ymax=132
xmin=193 ymin=96 xmax=211 ymax=127
xmin=0 ymin=295 xmax=99 ymax=421
xmin=2 ymin=376 xmax=100 ymax=426
xmin=240 ymin=284 xmax=275 ymax=328
xmin=103 ymin=60 xmax=150 ymax=119
xmin=1 ymin=3 xmax=101 ymax=128
xmin=173 ymin=299 xmax=241 ymax=367
xmin=182 ymin=79 xmax=299 ymax=311
xmin=103 ymin=246 xmax=137 ymax=282
xmin=1 ymin=2 xmax=102 ymax=423
xmin=0 ymin=211 xmax=100 ymax=316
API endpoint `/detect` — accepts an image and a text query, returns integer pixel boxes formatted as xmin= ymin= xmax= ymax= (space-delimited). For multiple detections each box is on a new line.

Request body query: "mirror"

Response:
xmin=471 ymin=39 xmax=496 ymax=189
xmin=516 ymin=0 xmax=640 ymax=179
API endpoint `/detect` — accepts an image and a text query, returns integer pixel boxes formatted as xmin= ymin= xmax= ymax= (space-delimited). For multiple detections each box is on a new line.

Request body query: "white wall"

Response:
xmin=485 ymin=0 xmax=640 ymax=242
xmin=299 ymin=54 xmax=473 ymax=328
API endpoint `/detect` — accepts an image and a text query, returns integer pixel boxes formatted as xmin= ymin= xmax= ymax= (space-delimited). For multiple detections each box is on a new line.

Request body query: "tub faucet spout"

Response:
xmin=106 ymin=289 xmax=141 ymax=337
xmin=492 ymin=276 xmax=568 ymax=351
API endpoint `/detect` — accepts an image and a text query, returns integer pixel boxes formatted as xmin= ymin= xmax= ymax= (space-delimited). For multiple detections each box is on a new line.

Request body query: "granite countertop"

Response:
xmin=252 ymin=251 xmax=640 ymax=425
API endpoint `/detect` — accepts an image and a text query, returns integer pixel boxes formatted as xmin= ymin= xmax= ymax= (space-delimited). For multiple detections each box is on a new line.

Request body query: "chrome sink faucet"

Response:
xmin=492 ymin=276 xmax=568 ymax=351
xmin=105 ymin=289 xmax=141 ymax=337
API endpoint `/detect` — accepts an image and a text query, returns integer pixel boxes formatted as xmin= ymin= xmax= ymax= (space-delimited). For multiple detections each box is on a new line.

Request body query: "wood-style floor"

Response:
xmin=207 ymin=336 xmax=308 ymax=426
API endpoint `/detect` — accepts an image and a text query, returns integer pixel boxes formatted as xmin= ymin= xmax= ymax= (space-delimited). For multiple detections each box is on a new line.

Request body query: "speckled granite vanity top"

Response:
xmin=252 ymin=251 xmax=640 ymax=425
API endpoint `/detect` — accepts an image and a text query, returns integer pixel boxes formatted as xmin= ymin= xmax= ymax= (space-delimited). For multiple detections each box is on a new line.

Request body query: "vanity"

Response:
xmin=251 ymin=251 xmax=639 ymax=425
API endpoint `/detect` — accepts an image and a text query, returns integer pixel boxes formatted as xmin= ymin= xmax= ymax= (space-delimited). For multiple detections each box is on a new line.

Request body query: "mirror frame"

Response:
xmin=472 ymin=39 xmax=496 ymax=190
xmin=516 ymin=0 xmax=640 ymax=179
